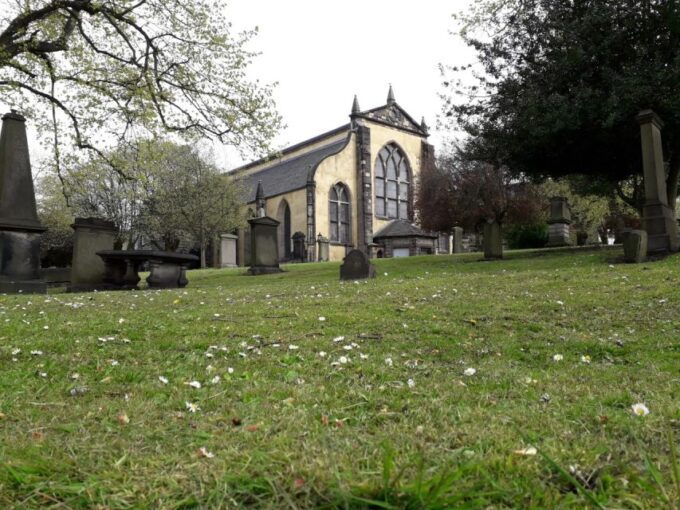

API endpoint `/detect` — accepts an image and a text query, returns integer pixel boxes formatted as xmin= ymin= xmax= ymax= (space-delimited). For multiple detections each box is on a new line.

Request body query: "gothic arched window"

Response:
xmin=329 ymin=183 xmax=350 ymax=244
xmin=375 ymin=144 xmax=410 ymax=220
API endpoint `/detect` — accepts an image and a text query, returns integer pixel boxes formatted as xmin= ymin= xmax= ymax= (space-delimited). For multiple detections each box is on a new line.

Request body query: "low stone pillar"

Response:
xmin=452 ymin=227 xmax=464 ymax=253
xmin=247 ymin=216 xmax=282 ymax=275
xmin=317 ymin=234 xmax=329 ymax=262
xmin=547 ymin=196 xmax=572 ymax=247
xmin=483 ymin=220 xmax=503 ymax=259
xmin=219 ymin=233 xmax=238 ymax=268
xmin=623 ymin=230 xmax=648 ymax=263
xmin=69 ymin=217 xmax=117 ymax=292
xmin=0 ymin=111 xmax=46 ymax=294
xmin=637 ymin=110 xmax=679 ymax=253
xmin=292 ymin=231 xmax=306 ymax=261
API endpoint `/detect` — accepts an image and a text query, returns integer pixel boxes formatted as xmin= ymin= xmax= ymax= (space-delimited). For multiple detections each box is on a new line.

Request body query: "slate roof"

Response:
xmin=239 ymin=137 xmax=348 ymax=203
xmin=373 ymin=220 xmax=438 ymax=239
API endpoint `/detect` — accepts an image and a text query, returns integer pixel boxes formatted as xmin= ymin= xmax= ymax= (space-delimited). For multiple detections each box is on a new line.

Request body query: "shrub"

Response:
xmin=506 ymin=223 xmax=548 ymax=249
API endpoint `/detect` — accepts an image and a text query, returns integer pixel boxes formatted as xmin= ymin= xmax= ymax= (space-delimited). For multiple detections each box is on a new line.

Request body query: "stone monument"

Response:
xmin=219 ymin=233 xmax=238 ymax=268
xmin=636 ymin=110 xmax=679 ymax=253
xmin=340 ymin=249 xmax=376 ymax=280
xmin=547 ymin=197 xmax=572 ymax=247
xmin=292 ymin=231 xmax=306 ymax=261
xmin=452 ymin=227 xmax=464 ymax=253
xmin=0 ymin=111 xmax=47 ymax=294
xmin=247 ymin=216 xmax=282 ymax=275
xmin=623 ymin=230 xmax=647 ymax=263
xmin=483 ymin=220 xmax=503 ymax=259
xmin=69 ymin=217 xmax=117 ymax=292
xmin=317 ymin=233 xmax=329 ymax=262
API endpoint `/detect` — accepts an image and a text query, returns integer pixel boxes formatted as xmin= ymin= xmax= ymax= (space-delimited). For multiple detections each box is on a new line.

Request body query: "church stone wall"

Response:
xmin=314 ymin=132 xmax=359 ymax=261
xmin=365 ymin=120 xmax=426 ymax=233
xmin=265 ymin=189 xmax=307 ymax=251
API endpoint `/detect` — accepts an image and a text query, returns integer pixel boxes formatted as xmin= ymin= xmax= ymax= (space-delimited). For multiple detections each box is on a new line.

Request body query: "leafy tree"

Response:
xmin=444 ymin=0 xmax=680 ymax=211
xmin=36 ymin=172 xmax=73 ymax=266
xmin=0 ymin=0 xmax=281 ymax=175
xmin=416 ymin=146 xmax=545 ymax=234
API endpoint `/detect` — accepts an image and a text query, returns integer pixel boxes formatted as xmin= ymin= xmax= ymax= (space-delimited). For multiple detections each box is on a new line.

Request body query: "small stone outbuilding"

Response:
xmin=372 ymin=220 xmax=438 ymax=258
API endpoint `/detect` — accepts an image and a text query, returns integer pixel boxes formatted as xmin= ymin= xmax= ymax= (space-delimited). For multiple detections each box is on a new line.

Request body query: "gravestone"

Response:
xmin=317 ymin=234 xmax=329 ymax=262
xmin=247 ymin=216 xmax=282 ymax=275
xmin=483 ymin=220 xmax=503 ymax=259
xmin=0 ymin=111 xmax=47 ymax=294
xmin=219 ymin=233 xmax=238 ymax=268
xmin=69 ymin=217 xmax=117 ymax=292
xmin=340 ymin=249 xmax=376 ymax=280
xmin=292 ymin=231 xmax=306 ymax=261
xmin=452 ymin=227 xmax=464 ymax=253
xmin=623 ymin=230 xmax=647 ymax=263
xmin=547 ymin=196 xmax=572 ymax=247
xmin=637 ymin=110 xmax=679 ymax=253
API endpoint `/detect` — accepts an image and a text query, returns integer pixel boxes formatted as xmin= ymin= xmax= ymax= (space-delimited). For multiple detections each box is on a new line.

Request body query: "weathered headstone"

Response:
xmin=623 ymin=230 xmax=648 ymax=263
xmin=247 ymin=216 xmax=282 ymax=275
xmin=340 ymin=249 xmax=376 ymax=280
xmin=452 ymin=227 xmax=464 ymax=253
xmin=547 ymin=196 xmax=572 ymax=247
xmin=292 ymin=231 xmax=306 ymax=261
xmin=637 ymin=110 xmax=679 ymax=253
xmin=483 ymin=220 xmax=503 ymax=259
xmin=0 ymin=111 xmax=47 ymax=294
xmin=219 ymin=233 xmax=238 ymax=268
xmin=69 ymin=217 xmax=117 ymax=292
xmin=317 ymin=234 xmax=329 ymax=262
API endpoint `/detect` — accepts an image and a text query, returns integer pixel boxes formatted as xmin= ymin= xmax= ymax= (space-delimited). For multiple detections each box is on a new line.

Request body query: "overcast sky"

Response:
xmin=1 ymin=0 xmax=476 ymax=170
xmin=219 ymin=0 xmax=475 ymax=168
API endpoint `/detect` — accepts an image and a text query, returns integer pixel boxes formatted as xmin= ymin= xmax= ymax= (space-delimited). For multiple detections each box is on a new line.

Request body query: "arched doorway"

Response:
xmin=276 ymin=200 xmax=292 ymax=260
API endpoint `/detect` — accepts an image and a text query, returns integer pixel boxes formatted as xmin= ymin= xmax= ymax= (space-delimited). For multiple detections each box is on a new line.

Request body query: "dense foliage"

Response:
xmin=445 ymin=0 xmax=680 ymax=210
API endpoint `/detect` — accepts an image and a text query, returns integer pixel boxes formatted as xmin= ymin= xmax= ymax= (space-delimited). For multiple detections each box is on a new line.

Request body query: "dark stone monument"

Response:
xmin=0 ymin=111 xmax=47 ymax=294
xmin=637 ymin=110 xmax=679 ymax=253
xmin=248 ymin=216 xmax=283 ymax=275
xmin=69 ymin=217 xmax=117 ymax=292
xmin=452 ymin=227 xmax=464 ymax=253
xmin=623 ymin=230 xmax=648 ymax=263
xmin=340 ymin=249 xmax=376 ymax=280
xmin=292 ymin=231 xmax=306 ymax=261
xmin=547 ymin=196 xmax=572 ymax=247
xmin=483 ymin=220 xmax=503 ymax=260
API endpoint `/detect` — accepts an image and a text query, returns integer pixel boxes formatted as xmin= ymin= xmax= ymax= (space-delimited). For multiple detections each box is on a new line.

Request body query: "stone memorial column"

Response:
xmin=637 ymin=110 xmax=679 ymax=253
xmin=317 ymin=234 xmax=329 ymax=262
xmin=0 ymin=111 xmax=47 ymax=294
xmin=483 ymin=220 xmax=503 ymax=259
xmin=69 ymin=217 xmax=117 ymax=292
xmin=547 ymin=197 xmax=572 ymax=247
xmin=219 ymin=233 xmax=238 ymax=268
xmin=247 ymin=216 xmax=283 ymax=275
xmin=452 ymin=227 xmax=464 ymax=253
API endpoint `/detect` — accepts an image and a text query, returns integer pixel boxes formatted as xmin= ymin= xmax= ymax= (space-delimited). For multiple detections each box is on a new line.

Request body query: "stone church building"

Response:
xmin=232 ymin=86 xmax=439 ymax=264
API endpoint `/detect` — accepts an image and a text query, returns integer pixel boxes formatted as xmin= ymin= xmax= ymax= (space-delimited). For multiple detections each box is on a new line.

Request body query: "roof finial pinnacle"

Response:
xmin=351 ymin=94 xmax=361 ymax=115
xmin=255 ymin=180 xmax=264 ymax=200
xmin=420 ymin=116 xmax=429 ymax=133
xmin=387 ymin=84 xmax=396 ymax=105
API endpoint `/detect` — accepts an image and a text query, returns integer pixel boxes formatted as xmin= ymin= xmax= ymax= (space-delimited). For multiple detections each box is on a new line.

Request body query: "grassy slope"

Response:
xmin=0 ymin=248 xmax=678 ymax=509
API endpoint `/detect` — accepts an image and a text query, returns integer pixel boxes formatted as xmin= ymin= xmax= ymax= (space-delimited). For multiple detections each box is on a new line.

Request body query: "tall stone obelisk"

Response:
xmin=0 ymin=110 xmax=47 ymax=293
xmin=636 ymin=110 xmax=679 ymax=253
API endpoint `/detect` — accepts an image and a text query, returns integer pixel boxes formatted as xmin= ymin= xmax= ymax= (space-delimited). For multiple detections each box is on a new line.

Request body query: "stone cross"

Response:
xmin=637 ymin=110 xmax=679 ymax=253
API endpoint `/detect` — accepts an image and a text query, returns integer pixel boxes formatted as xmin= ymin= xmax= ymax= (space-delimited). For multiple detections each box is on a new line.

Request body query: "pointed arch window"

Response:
xmin=375 ymin=144 xmax=410 ymax=219
xmin=329 ymin=183 xmax=351 ymax=244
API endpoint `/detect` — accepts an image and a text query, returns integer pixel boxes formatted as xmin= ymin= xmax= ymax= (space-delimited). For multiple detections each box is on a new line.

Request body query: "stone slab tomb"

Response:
xmin=340 ymin=249 xmax=376 ymax=280
xmin=0 ymin=111 xmax=47 ymax=294
xmin=97 ymin=250 xmax=198 ymax=289
xmin=248 ymin=216 xmax=283 ymax=275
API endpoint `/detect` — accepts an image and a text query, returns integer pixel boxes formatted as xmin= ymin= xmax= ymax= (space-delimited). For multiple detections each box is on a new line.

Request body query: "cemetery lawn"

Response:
xmin=1 ymin=248 xmax=679 ymax=509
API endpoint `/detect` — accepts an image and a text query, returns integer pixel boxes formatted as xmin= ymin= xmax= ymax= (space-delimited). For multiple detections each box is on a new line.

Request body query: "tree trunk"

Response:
xmin=199 ymin=231 xmax=206 ymax=268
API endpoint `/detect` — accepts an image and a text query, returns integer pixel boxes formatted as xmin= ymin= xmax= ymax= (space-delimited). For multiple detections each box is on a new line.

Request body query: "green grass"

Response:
xmin=0 ymin=247 xmax=678 ymax=509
